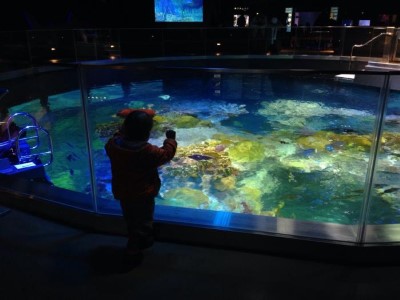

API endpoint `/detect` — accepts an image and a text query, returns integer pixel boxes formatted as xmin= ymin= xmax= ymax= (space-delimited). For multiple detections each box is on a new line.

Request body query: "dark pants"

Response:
xmin=119 ymin=197 xmax=155 ymax=251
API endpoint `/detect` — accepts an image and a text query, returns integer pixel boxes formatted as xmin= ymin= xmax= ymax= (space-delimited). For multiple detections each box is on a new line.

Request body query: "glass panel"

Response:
xmin=2 ymin=27 xmax=392 ymax=66
xmin=82 ymin=65 xmax=177 ymax=215
xmin=366 ymin=74 xmax=400 ymax=243
xmin=120 ymin=29 xmax=164 ymax=58
xmin=74 ymin=29 xmax=121 ymax=62
xmin=78 ymin=64 xmax=384 ymax=242
xmin=340 ymin=27 xmax=387 ymax=58
xmin=163 ymin=29 xmax=206 ymax=56
xmin=0 ymin=67 xmax=94 ymax=211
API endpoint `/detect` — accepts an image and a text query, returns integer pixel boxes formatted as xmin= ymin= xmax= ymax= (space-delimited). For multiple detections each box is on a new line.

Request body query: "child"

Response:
xmin=105 ymin=109 xmax=177 ymax=270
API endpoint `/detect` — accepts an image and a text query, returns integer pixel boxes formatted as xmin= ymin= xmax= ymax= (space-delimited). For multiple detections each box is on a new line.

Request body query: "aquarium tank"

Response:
xmin=1 ymin=63 xmax=400 ymax=246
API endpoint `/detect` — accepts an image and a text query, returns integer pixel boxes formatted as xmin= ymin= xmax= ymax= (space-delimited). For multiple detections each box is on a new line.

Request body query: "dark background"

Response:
xmin=1 ymin=0 xmax=398 ymax=30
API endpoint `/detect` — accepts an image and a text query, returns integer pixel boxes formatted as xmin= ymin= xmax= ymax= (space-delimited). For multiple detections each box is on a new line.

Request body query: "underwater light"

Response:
xmin=50 ymin=47 xmax=56 ymax=51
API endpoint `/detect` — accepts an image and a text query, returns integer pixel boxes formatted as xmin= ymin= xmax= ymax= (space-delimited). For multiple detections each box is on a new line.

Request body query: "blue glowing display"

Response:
xmin=155 ymin=0 xmax=203 ymax=22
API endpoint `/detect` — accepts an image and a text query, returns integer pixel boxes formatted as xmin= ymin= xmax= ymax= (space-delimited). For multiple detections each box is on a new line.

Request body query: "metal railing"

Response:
xmin=0 ymin=26 xmax=398 ymax=73
xmin=349 ymin=32 xmax=394 ymax=70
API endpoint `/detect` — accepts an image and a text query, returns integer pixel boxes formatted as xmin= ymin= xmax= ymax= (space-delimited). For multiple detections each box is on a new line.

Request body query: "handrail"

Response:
xmin=1 ymin=112 xmax=53 ymax=168
xmin=5 ymin=112 xmax=39 ymax=144
xmin=349 ymin=32 xmax=393 ymax=70
xmin=16 ymin=125 xmax=53 ymax=167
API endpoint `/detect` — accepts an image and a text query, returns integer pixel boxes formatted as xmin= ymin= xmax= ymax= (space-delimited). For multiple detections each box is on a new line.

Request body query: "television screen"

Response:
xmin=358 ymin=20 xmax=370 ymax=26
xmin=155 ymin=0 xmax=203 ymax=22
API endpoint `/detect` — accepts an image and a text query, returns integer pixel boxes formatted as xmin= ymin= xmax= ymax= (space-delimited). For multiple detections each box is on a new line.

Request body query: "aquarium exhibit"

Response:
xmin=2 ymin=64 xmax=400 ymax=245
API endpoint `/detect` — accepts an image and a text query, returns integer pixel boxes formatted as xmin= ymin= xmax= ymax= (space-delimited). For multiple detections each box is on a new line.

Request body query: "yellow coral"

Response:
xmin=238 ymin=186 xmax=263 ymax=214
xmin=175 ymin=115 xmax=210 ymax=128
xmin=228 ymin=140 xmax=265 ymax=163
xmin=262 ymin=201 xmax=285 ymax=217
xmin=153 ymin=115 xmax=165 ymax=123
xmin=297 ymin=131 xmax=372 ymax=152
xmin=162 ymin=188 xmax=209 ymax=209
xmin=340 ymin=135 xmax=371 ymax=151
xmin=297 ymin=131 xmax=335 ymax=151
xmin=214 ymin=175 xmax=236 ymax=191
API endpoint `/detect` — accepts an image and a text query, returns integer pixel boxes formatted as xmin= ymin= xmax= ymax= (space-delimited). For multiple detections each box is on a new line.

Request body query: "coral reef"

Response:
xmin=257 ymin=99 xmax=374 ymax=131
xmin=161 ymin=187 xmax=210 ymax=209
xmin=296 ymin=130 xmax=372 ymax=152
xmin=227 ymin=140 xmax=265 ymax=163
xmin=95 ymin=121 xmax=121 ymax=138
xmin=164 ymin=139 xmax=237 ymax=179
xmin=169 ymin=100 xmax=248 ymax=123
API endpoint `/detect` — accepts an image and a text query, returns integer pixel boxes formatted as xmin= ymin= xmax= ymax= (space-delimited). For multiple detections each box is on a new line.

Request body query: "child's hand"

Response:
xmin=166 ymin=129 xmax=176 ymax=139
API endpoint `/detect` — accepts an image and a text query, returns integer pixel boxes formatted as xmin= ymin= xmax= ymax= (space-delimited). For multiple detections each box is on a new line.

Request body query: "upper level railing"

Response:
xmin=0 ymin=26 xmax=399 ymax=73
xmin=349 ymin=31 xmax=395 ymax=70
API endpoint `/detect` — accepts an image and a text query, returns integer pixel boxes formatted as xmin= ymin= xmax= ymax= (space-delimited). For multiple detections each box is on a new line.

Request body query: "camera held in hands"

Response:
xmin=166 ymin=129 xmax=176 ymax=139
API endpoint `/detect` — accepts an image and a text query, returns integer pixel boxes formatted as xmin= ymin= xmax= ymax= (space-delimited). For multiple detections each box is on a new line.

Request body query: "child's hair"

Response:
xmin=122 ymin=110 xmax=153 ymax=141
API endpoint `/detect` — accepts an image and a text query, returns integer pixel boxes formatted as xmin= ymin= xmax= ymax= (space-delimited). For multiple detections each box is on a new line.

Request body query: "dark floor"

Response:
xmin=1 ymin=205 xmax=400 ymax=300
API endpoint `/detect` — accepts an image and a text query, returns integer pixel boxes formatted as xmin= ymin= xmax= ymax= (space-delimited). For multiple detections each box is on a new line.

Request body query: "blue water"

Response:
xmin=10 ymin=72 xmax=400 ymax=225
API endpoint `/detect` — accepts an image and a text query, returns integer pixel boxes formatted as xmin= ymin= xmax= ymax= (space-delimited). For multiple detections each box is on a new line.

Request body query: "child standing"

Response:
xmin=105 ymin=109 xmax=177 ymax=270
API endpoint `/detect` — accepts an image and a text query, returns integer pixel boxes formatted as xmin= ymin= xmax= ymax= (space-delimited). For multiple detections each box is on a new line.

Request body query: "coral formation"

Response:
xmin=227 ymin=140 xmax=265 ymax=163
xmin=161 ymin=187 xmax=210 ymax=209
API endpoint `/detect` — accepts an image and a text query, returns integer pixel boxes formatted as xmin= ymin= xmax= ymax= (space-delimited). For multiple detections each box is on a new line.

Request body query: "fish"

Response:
xmin=311 ymin=88 xmax=327 ymax=94
xmin=66 ymin=153 xmax=80 ymax=161
xmin=327 ymin=126 xmax=359 ymax=135
xmin=377 ymin=186 xmax=400 ymax=195
xmin=158 ymin=95 xmax=171 ymax=101
xmin=383 ymin=187 xmax=400 ymax=194
xmin=188 ymin=154 xmax=213 ymax=161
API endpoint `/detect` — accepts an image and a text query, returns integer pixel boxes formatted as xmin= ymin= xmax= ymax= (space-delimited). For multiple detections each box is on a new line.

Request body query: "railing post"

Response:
xmin=357 ymin=74 xmax=391 ymax=244
xmin=390 ymin=28 xmax=400 ymax=62
xmin=77 ymin=64 xmax=98 ymax=213
xmin=383 ymin=27 xmax=395 ymax=62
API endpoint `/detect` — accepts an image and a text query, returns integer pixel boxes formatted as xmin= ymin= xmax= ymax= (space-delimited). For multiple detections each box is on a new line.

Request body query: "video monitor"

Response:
xmin=358 ymin=20 xmax=370 ymax=26
xmin=155 ymin=0 xmax=203 ymax=22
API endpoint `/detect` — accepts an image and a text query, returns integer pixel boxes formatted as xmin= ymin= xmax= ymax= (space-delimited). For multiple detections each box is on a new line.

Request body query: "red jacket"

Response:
xmin=105 ymin=135 xmax=177 ymax=200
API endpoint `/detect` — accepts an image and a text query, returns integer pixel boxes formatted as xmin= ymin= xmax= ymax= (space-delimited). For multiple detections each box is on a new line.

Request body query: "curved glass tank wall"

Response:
xmin=1 ymin=61 xmax=400 ymax=249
